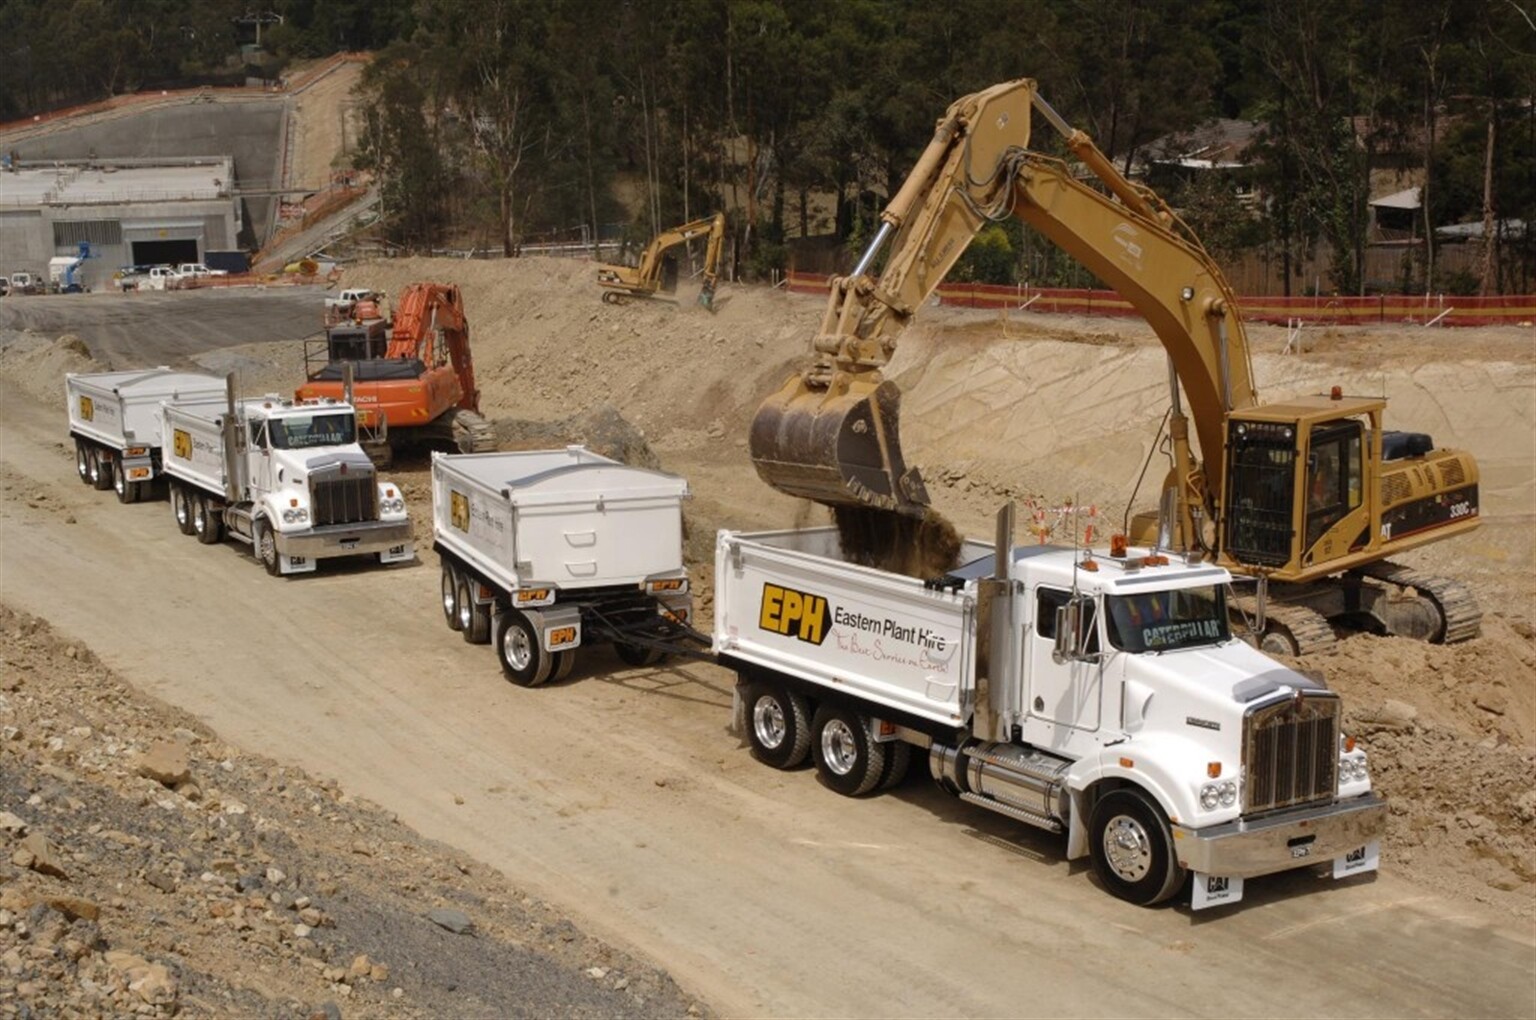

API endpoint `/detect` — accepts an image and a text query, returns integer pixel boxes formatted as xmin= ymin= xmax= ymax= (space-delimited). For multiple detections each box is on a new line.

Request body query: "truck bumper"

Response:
xmin=274 ymin=520 xmax=414 ymax=561
xmin=1172 ymin=794 xmax=1387 ymax=879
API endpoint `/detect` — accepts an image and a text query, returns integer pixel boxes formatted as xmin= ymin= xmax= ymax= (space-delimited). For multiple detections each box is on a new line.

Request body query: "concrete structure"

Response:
xmin=0 ymin=158 xmax=239 ymax=292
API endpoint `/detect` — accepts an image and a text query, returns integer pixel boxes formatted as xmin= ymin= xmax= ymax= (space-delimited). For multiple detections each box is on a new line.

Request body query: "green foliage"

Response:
xmin=950 ymin=225 xmax=1015 ymax=285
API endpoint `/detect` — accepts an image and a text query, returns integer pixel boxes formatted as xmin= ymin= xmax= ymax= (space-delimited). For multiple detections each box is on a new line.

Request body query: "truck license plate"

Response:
xmin=1333 ymin=841 xmax=1380 ymax=878
xmin=340 ymin=538 xmax=359 ymax=549
xmin=1191 ymin=873 xmax=1244 ymax=910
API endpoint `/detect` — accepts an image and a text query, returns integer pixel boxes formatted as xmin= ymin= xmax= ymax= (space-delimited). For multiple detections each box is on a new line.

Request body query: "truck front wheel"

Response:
xmin=255 ymin=520 xmax=281 ymax=575
xmin=495 ymin=610 xmax=553 ymax=687
xmin=743 ymin=681 xmax=811 ymax=770
xmin=810 ymin=705 xmax=886 ymax=797
xmin=1088 ymin=789 xmax=1186 ymax=906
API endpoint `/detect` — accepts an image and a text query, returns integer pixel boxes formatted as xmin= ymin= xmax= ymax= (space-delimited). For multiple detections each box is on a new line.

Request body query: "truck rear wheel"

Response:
xmin=457 ymin=576 xmax=491 ymax=644
xmin=88 ymin=446 xmax=112 ymax=491
xmin=878 ymin=740 xmax=912 ymax=790
xmin=440 ymin=563 xmax=461 ymax=630
xmin=743 ymin=681 xmax=811 ymax=770
xmin=495 ymin=610 xmax=553 ymax=687
xmin=193 ymin=494 xmax=223 ymax=545
xmin=552 ymin=649 xmax=576 ymax=682
xmin=1088 ymin=789 xmax=1186 ymax=907
xmin=171 ymin=485 xmax=195 ymax=535
xmin=810 ymin=705 xmax=886 ymax=797
xmin=75 ymin=440 xmax=90 ymax=484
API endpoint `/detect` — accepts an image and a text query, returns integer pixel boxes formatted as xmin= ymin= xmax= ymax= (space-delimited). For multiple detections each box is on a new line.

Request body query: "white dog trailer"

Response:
xmin=65 ymin=368 xmax=226 ymax=502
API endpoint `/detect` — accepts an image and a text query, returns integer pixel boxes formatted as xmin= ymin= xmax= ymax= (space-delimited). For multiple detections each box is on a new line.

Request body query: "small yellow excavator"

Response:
xmin=597 ymin=212 xmax=725 ymax=310
xmin=748 ymin=79 xmax=1481 ymax=655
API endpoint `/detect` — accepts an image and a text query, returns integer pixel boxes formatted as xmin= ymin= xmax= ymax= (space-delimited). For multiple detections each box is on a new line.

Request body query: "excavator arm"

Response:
xmin=750 ymin=78 xmax=1256 ymax=528
xmin=387 ymin=283 xmax=479 ymax=413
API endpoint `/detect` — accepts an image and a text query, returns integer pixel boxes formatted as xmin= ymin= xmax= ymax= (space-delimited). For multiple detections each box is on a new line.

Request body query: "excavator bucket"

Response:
xmin=697 ymin=281 xmax=716 ymax=311
xmin=748 ymin=373 xmax=930 ymax=515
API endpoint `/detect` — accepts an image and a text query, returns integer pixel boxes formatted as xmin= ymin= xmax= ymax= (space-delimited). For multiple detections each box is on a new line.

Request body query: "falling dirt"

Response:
xmin=832 ymin=506 xmax=964 ymax=579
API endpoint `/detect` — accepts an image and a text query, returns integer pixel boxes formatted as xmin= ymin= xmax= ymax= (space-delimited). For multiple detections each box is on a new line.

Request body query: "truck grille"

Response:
xmin=310 ymin=474 xmax=376 ymax=526
xmin=1243 ymin=693 xmax=1339 ymax=813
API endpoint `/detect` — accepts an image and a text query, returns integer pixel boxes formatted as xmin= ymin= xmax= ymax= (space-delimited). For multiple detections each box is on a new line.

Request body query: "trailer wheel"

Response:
xmin=1088 ymin=789 xmax=1186 ymax=907
xmin=615 ymin=642 xmax=667 ymax=668
xmin=193 ymin=494 xmax=223 ymax=545
xmin=112 ymin=455 xmax=139 ymax=504
xmin=495 ymin=610 xmax=553 ymax=687
xmin=75 ymin=440 xmax=90 ymax=484
xmin=743 ymin=681 xmax=811 ymax=770
xmin=440 ymin=562 xmax=461 ymax=630
xmin=457 ymin=576 xmax=491 ymax=644
xmin=171 ymin=485 xmax=196 ymax=535
xmin=810 ymin=705 xmax=886 ymax=797
xmin=88 ymin=446 xmax=112 ymax=490
xmin=878 ymin=739 xmax=913 ymax=791
xmin=255 ymin=520 xmax=281 ymax=575
xmin=552 ymin=649 xmax=576 ymax=682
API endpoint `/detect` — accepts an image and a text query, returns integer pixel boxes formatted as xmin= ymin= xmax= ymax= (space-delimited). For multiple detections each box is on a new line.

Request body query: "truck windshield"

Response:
xmin=1106 ymin=585 xmax=1229 ymax=653
xmin=269 ymin=412 xmax=355 ymax=449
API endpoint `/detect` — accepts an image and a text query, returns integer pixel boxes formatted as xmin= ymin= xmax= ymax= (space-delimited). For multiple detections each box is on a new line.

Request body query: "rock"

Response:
xmin=136 ymin=742 xmax=191 ymax=788
xmin=370 ymin=963 xmax=389 ymax=983
xmin=586 ymin=966 xmax=608 ymax=979
xmin=294 ymin=923 xmax=313 ymax=939
xmin=347 ymin=954 xmax=372 ymax=979
xmin=426 ymin=907 xmax=475 ymax=935
xmin=236 ymin=874 xmax=265 ymax=894
xmin=20 ymin=832 xmax=68 ymax=878
xmin=105 ymin=951 xmax=177 ymax=1006
xmin=299 ymin=907 xmax=323 ymax=927
xmin=44 ymin=896 xmax=99 ymax=921
xmin=0 ymin=811 xmax=29 ymax=836
xmin=143 ymin=871 xmax=176 ymax=894
xmin=266 ymin=867 xmax=287 ymax=886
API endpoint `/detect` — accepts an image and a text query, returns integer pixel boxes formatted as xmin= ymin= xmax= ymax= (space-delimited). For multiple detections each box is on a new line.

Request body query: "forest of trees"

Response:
xmin=2 ymin=0 xmax=1532 ymax=294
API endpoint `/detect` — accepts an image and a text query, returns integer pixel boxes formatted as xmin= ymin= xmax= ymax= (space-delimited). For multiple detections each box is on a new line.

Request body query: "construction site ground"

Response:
xmin=0 ymin=264 xmax=1533 ymax=1017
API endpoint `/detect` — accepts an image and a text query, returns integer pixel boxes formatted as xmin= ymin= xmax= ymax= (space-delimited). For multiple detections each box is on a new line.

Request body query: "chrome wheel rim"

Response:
xmin=113 ymin=464 xmax=125 ymax=495
xmin=457 ymin=584 xmax=474 ymax=630
xmin=819 ymin=718 xmax=859 ymax=776
xmin=76 ymin=446 xmax=89 ymax=479
xmin=502 ymin=624 xmax=533 ymax=671
xmin=194 ymin=501 xmax=207 ymax=535
xmin=88 ymin=450 xmax=101 ymax=483
xmin=441 ymin=569 xmax=457 ymax=620
xmin=259 ymin=529 xmax=276 ymax=566
xmin=174 ymin=490 xmax=189 ymax=526
xmin=752 ymin=697 xmax=787 ymax=750
xmin=1102 ymin=813 xmax=1153 ymax=883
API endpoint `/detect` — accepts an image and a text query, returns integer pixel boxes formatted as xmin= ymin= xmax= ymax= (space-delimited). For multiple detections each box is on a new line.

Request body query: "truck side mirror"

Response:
xmin=1053 ymin=598 xmax=1088 ymax=663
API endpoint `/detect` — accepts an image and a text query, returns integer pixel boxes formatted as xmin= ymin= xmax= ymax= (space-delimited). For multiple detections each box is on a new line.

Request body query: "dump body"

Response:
xmin=714 ymin=526 xmax=1386 ymax=910
xmin=432 ymin=448 xmax=689 ymax=594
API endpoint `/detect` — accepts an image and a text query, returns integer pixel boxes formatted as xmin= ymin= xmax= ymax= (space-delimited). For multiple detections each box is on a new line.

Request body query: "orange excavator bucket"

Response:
xmin=748 ymin=371 xmax=930 ymax=515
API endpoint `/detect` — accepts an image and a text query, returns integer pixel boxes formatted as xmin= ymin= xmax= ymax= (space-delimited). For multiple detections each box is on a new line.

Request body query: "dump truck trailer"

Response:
xmin=66 ymin=368 xmax=228 ymax=503
xmin=431 ymin=447 xmax=696 ymax=685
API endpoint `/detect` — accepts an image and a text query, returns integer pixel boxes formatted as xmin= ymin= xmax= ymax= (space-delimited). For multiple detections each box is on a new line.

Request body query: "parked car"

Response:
xmin=175 ymin=262 xmax=229 ymax=280
xmin=8 ymin=272 xmax=39 ymax=295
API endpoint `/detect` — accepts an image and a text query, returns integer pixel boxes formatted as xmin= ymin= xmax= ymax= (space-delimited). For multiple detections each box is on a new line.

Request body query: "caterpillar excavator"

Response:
xmin=297 ymin=282 xmax=495 ymax=464
xmin=597 ymin=212 xmax=725 ymax=310
xmin=748 ymin=79 xmax=1481 ymax=655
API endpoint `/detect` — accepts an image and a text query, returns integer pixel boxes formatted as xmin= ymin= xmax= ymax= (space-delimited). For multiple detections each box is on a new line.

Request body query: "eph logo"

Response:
xmin=79 ymin=396 xmax=95 ymax=421
xmin=759 ymin=583 xmax=829 ymax=645
xmin=449 ymin=490 xmax=470 ymax=532
xmin=172 ymin=428 xmax=192 ymax=460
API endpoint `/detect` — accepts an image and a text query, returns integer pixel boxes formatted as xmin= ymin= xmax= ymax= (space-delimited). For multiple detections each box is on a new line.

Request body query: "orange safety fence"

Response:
xmin=784 ymin=272 xmax=1536 ymax=328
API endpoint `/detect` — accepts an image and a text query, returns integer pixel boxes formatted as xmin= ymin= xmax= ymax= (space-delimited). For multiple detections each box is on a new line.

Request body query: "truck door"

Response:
xmin=1026 ymin=586 xmax=1102 ymax=732
xmin=249 ymin=419 xmax=274 ymax=495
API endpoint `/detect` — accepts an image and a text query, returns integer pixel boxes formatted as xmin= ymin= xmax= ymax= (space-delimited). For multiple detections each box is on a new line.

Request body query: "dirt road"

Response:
xmin=2 ymin=373 xmax=1531 ymax=1016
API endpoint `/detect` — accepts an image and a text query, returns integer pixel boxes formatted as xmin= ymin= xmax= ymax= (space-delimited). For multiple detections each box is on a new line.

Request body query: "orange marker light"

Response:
xmin=1331 ymin=385 xmax=1343 ymax=400
xmin=1345 ymin=735 xmax=1357 ymax=753
xmin=1119 ymin=757 xmax=1135 ymax=770
xmin=1110 ymin=533 xmax=1128 ymax=558
xmin=1207 ymin=762 xmax=1222 ymax=778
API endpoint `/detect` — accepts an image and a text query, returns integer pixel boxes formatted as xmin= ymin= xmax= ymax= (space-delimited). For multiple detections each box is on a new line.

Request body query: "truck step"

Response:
xmin=1358 ymin=562 xmax=1483 ymax=643
xmin=959 ymin=792 xmax=1063 ymax=834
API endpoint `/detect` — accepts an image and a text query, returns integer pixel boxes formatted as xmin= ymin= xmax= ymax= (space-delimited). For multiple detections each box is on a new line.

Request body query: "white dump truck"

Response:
xmin=159 ymin=382 xmax=413 ymax=575
xmin=712 ymin=518 xmax=1387 ymax=910
xmin=66 ymin=368 xmax=228 ymax=503
xmin=431 ymin=447 xmax=695 ymax=686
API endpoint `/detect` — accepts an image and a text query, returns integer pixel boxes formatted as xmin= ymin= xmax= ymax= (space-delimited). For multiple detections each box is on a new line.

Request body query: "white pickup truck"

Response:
xmin=712 ymin=518 xmax=1386 ymax=910
xmin=175 ymin=262 xmax=228 ymax=280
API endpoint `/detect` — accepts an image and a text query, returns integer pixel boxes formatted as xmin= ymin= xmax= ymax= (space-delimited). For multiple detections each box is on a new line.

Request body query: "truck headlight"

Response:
xmin=1339 ymin=757 xmax=1368 ymax=783
xmin=1200 ymin=783 xmax=1221 ymax=810
xmin=282 ymin=508 xmax=309 ymax=524
xmin=382 ymin=497 xmax=405 ymax=514
xmin=1219 ymin=781 xmax=1237 ymax=806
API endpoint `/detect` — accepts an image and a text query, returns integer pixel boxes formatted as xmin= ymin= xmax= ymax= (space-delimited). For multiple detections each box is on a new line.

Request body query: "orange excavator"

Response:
xmin=297 ymin=282 xmax=495 ymax=463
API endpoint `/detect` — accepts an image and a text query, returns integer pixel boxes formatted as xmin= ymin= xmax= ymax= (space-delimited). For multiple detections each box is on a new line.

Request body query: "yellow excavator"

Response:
xmin=597 ymin=212 xmax=726 ymax=310
xmin=749 ymin=79 xmax=1481 ymax=655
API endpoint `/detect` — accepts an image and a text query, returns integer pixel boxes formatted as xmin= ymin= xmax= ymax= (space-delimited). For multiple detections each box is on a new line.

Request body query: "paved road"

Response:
xmin=0 ymin=288 xmax=326 ymax=368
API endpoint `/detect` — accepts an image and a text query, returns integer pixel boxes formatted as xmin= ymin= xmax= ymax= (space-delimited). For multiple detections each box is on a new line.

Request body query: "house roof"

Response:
xmin=1144 ymin=119 xmax=1263 ymax=168
xmin=1370 ymin=187 xmax=1421 ymax=210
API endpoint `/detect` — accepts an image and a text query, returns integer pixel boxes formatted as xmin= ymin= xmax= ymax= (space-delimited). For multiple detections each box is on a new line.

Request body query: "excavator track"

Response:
xmin=1356 ymin=562 xmax=1482 ymax=644
xmin=1230 ymin=595 xmax=1339 ymax=658
xmin=450 ymin=409 xmax=498 ymax=454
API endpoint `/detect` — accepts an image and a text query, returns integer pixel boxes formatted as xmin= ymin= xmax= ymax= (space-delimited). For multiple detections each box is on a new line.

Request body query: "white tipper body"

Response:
xmin=431 ymin=447 xmax=689 ymax=595
xmin=65 ymin=369 xmax=226 ymax=485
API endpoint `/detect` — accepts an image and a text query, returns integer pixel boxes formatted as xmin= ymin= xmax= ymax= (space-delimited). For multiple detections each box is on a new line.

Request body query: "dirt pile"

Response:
xmin=833 ymin=506 xmax=964 ymax=579
xmin=0 ymin=605 xmax=702 ymax=1018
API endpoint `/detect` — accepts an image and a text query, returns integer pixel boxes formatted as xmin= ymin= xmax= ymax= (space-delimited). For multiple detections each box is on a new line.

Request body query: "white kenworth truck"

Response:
xmin=432 ymin=448 xmax=695 ymax=686
xmin=66 ymin=368 xmax=228 ymax=503
xmin=713 ymin=516 xmax=1387 ymax=910
xmin=159 ymin=380 xmax=413 ymax=575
